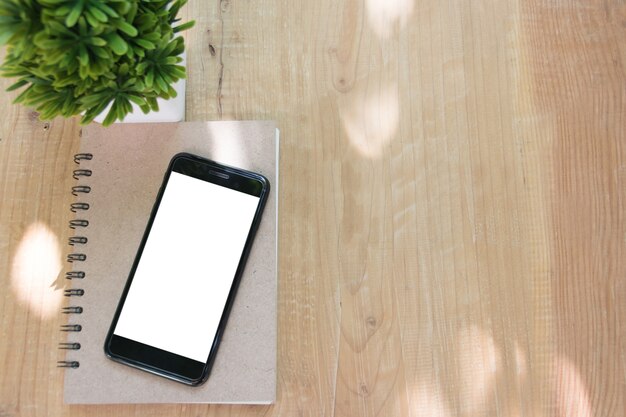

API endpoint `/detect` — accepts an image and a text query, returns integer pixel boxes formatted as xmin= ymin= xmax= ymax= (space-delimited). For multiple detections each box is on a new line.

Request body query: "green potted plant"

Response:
xmin=0 ymin=0 xmax=194 ymax=126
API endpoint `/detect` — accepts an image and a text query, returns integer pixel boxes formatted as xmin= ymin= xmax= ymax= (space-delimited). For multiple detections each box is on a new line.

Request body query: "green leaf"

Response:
xmin=134 ymin=47 xmax=145 ymax=58
xmin=6 ymin=79 xmax=29 ymax=92
xmin=78 ymin=44 xmax=89 ymax=66
xmin=161 ymin=39 xmax=178 ymax=57
xmin=145 ymin=69 xmax=154 ymax=88
xmin=125 ymin=2 xmax=137 ymax=22
xmin=162 ymin=56 xmax=179 ymax=65
xmin=135 ymin=62 xmax=149 ymax=74
xmin=92 ymin=46 xmax=110 ymax=58
xmin=102 ymin=101 xmax=119 ymax=126
xmin=115 ymin=1 xmax=131 ymax=16
xmin=154 ymin=74 xmax=167 ymax=93
xmin=168 ymin=0 xmax=183 ymax=20
xmin=33 ymin=38 xmax=61 ymax=49
xmin=84 ymin=10 xmax=100 ymax=27
xmin=48 ymin=20 xmax=75 ymax=37
xmin=147 ymin=97 xmax=158 ymax=111
xmin=88 ymin=36 xmax=106 ymax=46
xmin=81 ymin=98 xmax=109 ymax=124
xmin=118 ymin=63 xmax=129 ymax=75
xmin=93 ymin=2 xmax=118 ymax=18
xmin=81 ymin=91 xmax=110 ymax=107
xmin=121 ymin=97 xmax=132 ymax=115
xmin=169 ymin=66 xmax=187 ymax=79
xmin=0 ymin=31 xmax=14 ymax=46
xmin=116 ymin=21 xmax=138 ymax=37
xmin=126 ymin=94 xmax=145 ymax=107
xmin=105 ymin=32 xmax=128 ymax=55
xmin=143 ymin=32 xmax=160 ymax=42
xmin=66 ymin=3 xmax=83 ymax=27
xmin=173 ymin=20 xmax=195 ymax=33
xmin=134 ymin=38 xmax=155 ymax=50
xmin=86 ymin=6 xmax=108 ymax=23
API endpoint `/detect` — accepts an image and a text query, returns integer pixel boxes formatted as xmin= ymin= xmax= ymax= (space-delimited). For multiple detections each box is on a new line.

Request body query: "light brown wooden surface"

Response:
xmin=1 ymin=0 xmax=625 ymax=416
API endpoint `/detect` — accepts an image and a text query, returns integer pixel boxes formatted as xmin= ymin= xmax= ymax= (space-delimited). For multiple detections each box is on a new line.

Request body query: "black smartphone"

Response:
xmin=104 ymin=152 xmax=269 ymax=386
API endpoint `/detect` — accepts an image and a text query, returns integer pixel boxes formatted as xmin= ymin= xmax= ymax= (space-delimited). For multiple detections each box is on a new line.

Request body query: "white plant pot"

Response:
xmin=94 ymin=52 xmax=186 ymax=124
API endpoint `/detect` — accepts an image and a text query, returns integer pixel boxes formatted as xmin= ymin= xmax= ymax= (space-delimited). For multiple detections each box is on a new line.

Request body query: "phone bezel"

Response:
xmin=104 ymin=152 xmax=270 ymax=386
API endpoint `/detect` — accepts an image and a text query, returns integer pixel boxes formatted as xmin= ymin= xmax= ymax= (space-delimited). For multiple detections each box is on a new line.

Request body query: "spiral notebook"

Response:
xmin=59 ymin=121 xmax=278 ymax=404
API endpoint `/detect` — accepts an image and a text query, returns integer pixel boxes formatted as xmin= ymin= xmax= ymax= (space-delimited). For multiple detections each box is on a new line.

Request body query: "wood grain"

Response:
xmin=1 ymin=0 xmax=624 ymax=416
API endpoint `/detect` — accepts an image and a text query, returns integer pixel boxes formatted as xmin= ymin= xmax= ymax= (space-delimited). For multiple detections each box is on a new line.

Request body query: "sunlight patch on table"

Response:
xmin=340 ymin=83 xmax=399 ymax=159
xmin=555 ymin=356 xmax=593 ymax=417
xmin=365 ymin=0 xmax=414 ymax=39
xmin=457 ymin=324 xmax=501 ymax=413
xmin=206 ymin=122 xmax=248 ymax=168
xmin=10 ymin=222 xmax=63 ymax=319
xmin=514 ymin=340 xmax=528 ymax=377
xmin=409 ymin=382 xmax=449 ymax=417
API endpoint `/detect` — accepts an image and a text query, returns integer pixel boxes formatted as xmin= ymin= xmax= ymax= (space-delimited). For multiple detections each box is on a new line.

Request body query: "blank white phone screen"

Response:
xmin=114 ymin=171 xmax=260 ymax=362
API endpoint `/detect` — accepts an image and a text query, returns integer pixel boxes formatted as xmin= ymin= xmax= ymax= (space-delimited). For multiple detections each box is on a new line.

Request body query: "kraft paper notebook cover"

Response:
xmin=61 ymin=121 xmax=278 ymax=404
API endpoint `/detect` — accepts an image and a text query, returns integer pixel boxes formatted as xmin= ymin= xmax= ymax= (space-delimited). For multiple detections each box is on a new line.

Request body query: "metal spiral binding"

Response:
xmin=68 ymin=236 xmax=88 ymax=245
xmin=59 ymin=153 xmax=93 ymax=369
xmin=74 ymin=153 xmax=93 ymax=164
xmin=60 ymin=324 xmax=82 ymax=332
xmin=72 ymin=169 xmax=92 ymax=180
xmin=69 ymin=219 xmax=89 ymax=229
xmin=64 ymin=288 xmax=84 ymax=296
xmin=57 ymin=361 xmax=80 ymax=368
xmin=70 ymin=203 xmax=90 ymax=212
xmin=71 ymin=185 xmax=91 ymax=196
xmin=59 ymin=342 xmax=81 ymax=350
xmin=66 ymin=254 xmax=86 ymax=262
xmin=65 ymin=271 xmax=85 ymax=279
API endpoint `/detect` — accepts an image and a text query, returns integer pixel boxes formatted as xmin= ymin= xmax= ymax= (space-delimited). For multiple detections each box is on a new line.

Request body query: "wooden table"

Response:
xmin=1 ymin=1 xmax=625 ymax=416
